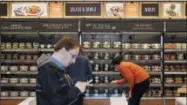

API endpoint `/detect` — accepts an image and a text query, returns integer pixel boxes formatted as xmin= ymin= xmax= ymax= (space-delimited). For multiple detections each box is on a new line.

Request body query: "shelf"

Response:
xmin=1 ymin=49 xmax=38 ymax=53
xmin=1 ymin=71 xmax=38 ymax=75
xmin=1 ymin=60 xmax=36 ymax=64
xmin=148 ymin=72 xmax=162 ymax=75
xmin=123 ymin=32 xmax=161 ymax=35
xmin=92 ymin=72 xmax=119 ymax=75
xmin=124 ymin=60 xmax=161 ymax=64
xmin=84 ymin=48 xmax=120 ymax=52
xmin=164 ymin=72 xmax=187 ymax=75
xmin=39 ymin=32 xmax=78 ymax=34
xmin=39 ymin=48 xmax=54 ymax=52
xmin=90 ymin=60 xmax=112 ymax=64
xmin=88 ymin=84 xmax=127 ymax=88
xmin=164 ymin=49 xmax=187 ymax=53
xmin=1 ymin=97 xmax=29 ymax=99
xmin=1 ymin=84 xmax=36 ymax=87
xmin=165 ymin=84 xmax=186 ymax=87
xmin=1 ymin=32 xmax=38 ymax=35
xmin=164 ymin=60 xmax=187 ymax=64
xmin=122 ymin=49 xmax=161 ymax=52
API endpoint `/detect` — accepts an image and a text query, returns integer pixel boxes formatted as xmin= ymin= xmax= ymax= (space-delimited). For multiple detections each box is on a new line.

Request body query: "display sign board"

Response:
xmin=65 ymin=2 xmax=101 ymax=17
xmin=11 ymin=2 xmax=48 ymax=18
xmin=125 ymin=2 xmax=138 ymax=18
xmin=0 ymin=3 xmax=8 ymax=16
xmin=81 ymin=21 xmax=124 ymax=32
xmin=39 ymin=21 xmax=78 ymax=32
xmin=141 ymin=3 xmax=159 ymax=16
xmin=166 ymin=21 xmax=187 ymax=32
xmin=0 ymin=22 xmax=38 ymax=32
xmin=49 ymin=2 xmax=63 ymax=18
xmin=123 ymin=21 xmax=163 ymax=32
xmin=104 ymin=2 xmax=124 ymax=18
xmin=162 ymin=2 xmax=182 ymax=18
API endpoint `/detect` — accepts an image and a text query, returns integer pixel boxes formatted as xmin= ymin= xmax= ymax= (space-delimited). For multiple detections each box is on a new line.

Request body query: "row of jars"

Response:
xmin=1 ymin=42 xmax=56 ymax=49
xmin=85 ymin=88 xmax=121 ymax=97
xmin=0 ymin=54 xmax=39 ymax=60
xmin=93 ymin=64 xmax=114 ymax=71
xmin=1 ymin=65 xmax=37 ymax=72
xmin=1 ymin=78 xmax=36 ymax=84
xmin=83 ymin=42 xmax=161 ymax=49
xmin=1 ymin=91 xmax=36 ymax=97
xmin=164 ymin=89 xmax=182 ymax=97
xmin=143 ymin=66 xmax=161 ymax=72
xmin=164 ymin=53 xmax=186 ymax=60
xmin=1 ymin=42 xmax=39 ymax=49
xmin=164 ymin=43 xmax=187 ymax=49
xmin=93 ymin=76 xmax=122 ymax=84
xmin=123 ymin=54 xmax=160 ymax=60
xmin=143 ymin=90 xmax=162 ymax=97
xmin=164 ymin=65 xmax=186 ymax=72
xmin=165 ymin=77 xmax=187 ymax=84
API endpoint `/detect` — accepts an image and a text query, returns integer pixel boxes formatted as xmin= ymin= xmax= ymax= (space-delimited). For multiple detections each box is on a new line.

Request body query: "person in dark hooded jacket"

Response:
xmin=36 ymin=37 xmax=88 ymax=105
xmin=68 ymin=47 xmax=92 ymax=105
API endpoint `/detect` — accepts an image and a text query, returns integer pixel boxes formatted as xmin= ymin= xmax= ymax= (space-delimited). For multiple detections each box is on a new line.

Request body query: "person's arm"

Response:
xmin=37 ymin=69 xmax=81 ymax=105
xmin=115 ymin=78 xmax=126 ymax=84
xmin=124 ymin=69 xmax=134 ymax=91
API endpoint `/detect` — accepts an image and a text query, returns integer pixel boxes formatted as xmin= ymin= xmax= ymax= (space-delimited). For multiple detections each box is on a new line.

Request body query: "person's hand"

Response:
xmin=75 ymin=81 xmax=87 ymax=93
xmin=110 ymin=80 xmax=117 ymax=84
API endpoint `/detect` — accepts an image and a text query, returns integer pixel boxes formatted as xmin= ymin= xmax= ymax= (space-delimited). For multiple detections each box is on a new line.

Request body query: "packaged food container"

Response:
xmin=10 ymin=91 xmax=19 ymax=97
xmin=47 ymin=44 xmax=52 ymax=48
xmin=152 ymin=54 xmax=160 ymax=60
xmin=30 ymin=78 xmax=36 ymax=84
xmin=133 ymin=55 xmax=141 ymax=60
xmin=6 ymin=43 xmax=12 ymax=49
xmin=131 ymin=43 xmax=141 ymax=49
xmin=1 ymin=43 xmax=5 ymax=49
xmin=13 ymin=42 xmax=19 ymax=49
xmin=176 ymin=43 xmax=182 ymax=49
xmin=1 ymin=91 xmax=9 ymax=97
xmin=20 ymin=91 xmax=29 ymax=97
xmin=20 ymin=66 xmax=28 ymax=72
xmin=83 ymin=42 xmax=91 ymax=48
xmin=6 ymin=54 xmax=12 ymax=60
xmin=151 ymin=43 xmax=161 ymax=49
xmin=32 ymin=55 xmax=38 ymax=60
xmin=19 ymin=55 xmax=25 ymax=60
xmin=103 ymin=42 xmax=111 ymax=48
xmin=1 ymin=78 xmax=9 ymax=84
xmin=20 ymin=78 xmax=28 ymax=84
xmin=30 ymin=66 xmax=37 ymax=72
xmin=33 ymin=43 xmax=39 ymax=49
xmin=10 ymin=78 xmax=19 ymax=84
xmin=26 ymin=55 xmax=32 ymax=60
xmin=142 ymin=55 xmax=151 ymax=60
xmin=123 ymin=54 xmax=131 ymax=60
xmin=19 ymin=42 xmax=25 ymax=49
xmin=103 ymin=52 xmax=110 ymax=60
xmin=25 ymin=43 xmax=32 ymax=49
xmin=94 ymin=64 xmax=99 ymax=71
xmin=181 ymin=43 xmax=186 ymax=49
xmin=93 ymin=42 xmax=101 ymax=48
xmin=10 ymin=66 xmax=18 ymax=72
xmin=122 ymin=43 xmax=131 ymax=49
xmin=30 ymin=92 xmax=36 ymax=97
xmin=113 ymin=42 xmax=121 ymax=48
xmin=40 ymin=44 xmax=45 ymax=48
xmin=177 ymin=53 xmax=184 ymax=60
xmin=141 ymin=43 xmax=151 ymax=49
xmin=165 ymin=78 xmax=174 ymax=83
xmin=12 ymin=54 xmax=19 ymax=60
xmin=1 ymin=66 xmax=8 ymax=72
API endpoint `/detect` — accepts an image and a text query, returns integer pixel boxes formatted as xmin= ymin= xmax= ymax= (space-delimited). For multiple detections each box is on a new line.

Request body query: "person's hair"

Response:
xmin=112 ymin=56 xmax=122 ymax=65
xmin=54 ymin=36 xmax=80 ymax=51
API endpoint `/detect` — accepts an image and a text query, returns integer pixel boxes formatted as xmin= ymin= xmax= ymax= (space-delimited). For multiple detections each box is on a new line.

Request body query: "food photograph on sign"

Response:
xmin=105 ymin=3 xmax=124 ymax=17
xmin=11 ymin=3 xmax=48 ymax=17
xmin=163 ymin=3 xmax=181 ymax=17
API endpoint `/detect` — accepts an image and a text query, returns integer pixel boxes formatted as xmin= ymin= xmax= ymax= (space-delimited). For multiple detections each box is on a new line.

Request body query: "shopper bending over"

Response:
xmin=111 ymin=56 xmax=150 ymax=105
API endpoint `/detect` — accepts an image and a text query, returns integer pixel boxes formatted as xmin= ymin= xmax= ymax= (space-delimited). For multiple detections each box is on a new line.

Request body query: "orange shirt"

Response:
xmin=116 ymin=62 xmax=150 ymax=91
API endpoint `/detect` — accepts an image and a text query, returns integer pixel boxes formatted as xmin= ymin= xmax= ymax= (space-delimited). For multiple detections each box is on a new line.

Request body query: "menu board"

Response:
xmin=0 ymin=22 xmax=38 ymax=32
xmin=65 ymin=2 xmax=101 ymax=17
xmin=166 ymin=21 xmax=187 ymax=32
xmin=141 ymin=3 xmax=159 ymax=16
xmin=186 ymin=3 xmax=187 ymax=16
xmin=0 ymin=3 xmax=8 ymax=16
xmin=162 ymin=2 xmax=182 ymax=18
xmin=123 ymin=21 xmax=163 ymax=32
xmin=81 ymin=21 xmax=124 ymax=32
xmin=125 ymin=2 xmax=138 ymax=18
xmin=50 ymin=2 xmax=63 ymax=18
xmin=39 ymin=21 xmax=78 ymax=32
xmin=105 ymin=2 xmax=124 ymax=18
xmin=11 ymin=2 xmax=48 ymax=18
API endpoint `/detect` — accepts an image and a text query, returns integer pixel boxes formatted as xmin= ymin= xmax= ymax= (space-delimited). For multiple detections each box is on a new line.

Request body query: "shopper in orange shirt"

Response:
xmin=111 ymin=56 xmax=150 ymax=105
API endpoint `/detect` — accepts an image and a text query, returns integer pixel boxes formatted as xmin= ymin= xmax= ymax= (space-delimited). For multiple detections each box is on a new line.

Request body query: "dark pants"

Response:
xmin=128 ymin=78 xmax=150 ymax=105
